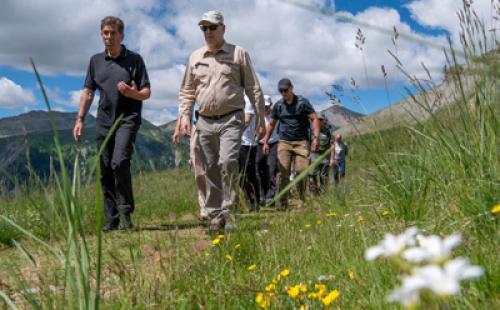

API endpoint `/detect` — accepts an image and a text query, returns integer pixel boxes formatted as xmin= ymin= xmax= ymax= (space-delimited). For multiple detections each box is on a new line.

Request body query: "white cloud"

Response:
xmin=406 ymin=0 xmax=496 ymax=43
xmin=0 ymin=77 xmax=35 ymax=109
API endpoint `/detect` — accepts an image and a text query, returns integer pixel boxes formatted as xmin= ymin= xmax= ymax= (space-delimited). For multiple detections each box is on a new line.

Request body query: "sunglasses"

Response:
xmin=279 ymin=88 xmax=289 ymax=94
xmin=200 ymin=24 xmax=219 ymax=32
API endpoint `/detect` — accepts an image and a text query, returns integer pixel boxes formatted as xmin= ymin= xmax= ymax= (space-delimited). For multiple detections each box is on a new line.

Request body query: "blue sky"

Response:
xmin=0 ymin=0 xmax=494 ymax=124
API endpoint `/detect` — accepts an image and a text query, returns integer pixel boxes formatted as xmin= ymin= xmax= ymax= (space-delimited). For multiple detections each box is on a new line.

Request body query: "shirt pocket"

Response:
xmin=193 ymin=62 xmax=210 ymax=86
xmin=218 ymin=61 xmax=240 ymax=83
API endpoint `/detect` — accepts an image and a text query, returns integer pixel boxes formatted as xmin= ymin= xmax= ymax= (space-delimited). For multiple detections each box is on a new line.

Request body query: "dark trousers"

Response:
xmin=96 ymin=124 xmax=138 ymax=226
xmin=333 ymin=160 xmax=346 ymax=184
xmin=256 ymin=142 xmax=278 ymax=200
xmin=239 ymin=144 xmax=259 ymax=205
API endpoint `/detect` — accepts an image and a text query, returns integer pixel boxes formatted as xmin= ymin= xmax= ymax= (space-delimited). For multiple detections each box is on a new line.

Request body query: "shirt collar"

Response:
xmin=202 ymin=41 xmax=229 ymax=57
xmin=105 ymin=45 xmax=128 ymax=60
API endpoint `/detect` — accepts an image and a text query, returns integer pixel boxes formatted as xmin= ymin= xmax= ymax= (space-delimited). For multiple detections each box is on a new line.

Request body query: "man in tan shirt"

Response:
xmin=178 ymin=10 xmax=265 ymax=231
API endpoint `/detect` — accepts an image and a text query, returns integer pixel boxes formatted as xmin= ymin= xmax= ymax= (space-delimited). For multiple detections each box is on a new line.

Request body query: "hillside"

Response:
xmin=0 ymin=111 xmax=179 ymax=183
xmin=337 ymin=63 xmax=480 ymax=135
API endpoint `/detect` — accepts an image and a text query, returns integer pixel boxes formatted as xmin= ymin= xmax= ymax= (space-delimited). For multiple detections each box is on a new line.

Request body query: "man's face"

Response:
xmin=200 ymin=22 xmax=225 ymax=46
xmin=280 ymin=87 xmax=294 ymax=102
xmin=101 ymin=24 xmax=123 ymax=50
xmin=264 ymin=105 xmax=271 ymax=115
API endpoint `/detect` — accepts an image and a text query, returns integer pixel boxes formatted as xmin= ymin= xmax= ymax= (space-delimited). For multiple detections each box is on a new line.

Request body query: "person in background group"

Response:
xmin=256 ymin=95 xmax=279 ymax=205
xmin=263 ymin=78 xmax=320 ymax=210
xmin=309 ymin=113 xmax=332 ymax=194
xmin=330 ymin=133 xmax=348 ymax=185
xmin=73 ymin=16 xmax=151 ymax=232
xmin=178 ymin=10 xmax=265 ymax=231
xmin=172 ymin=110 xmax=208 ymax=220
xmin=239 ymin=97 xmax=261 ymax=212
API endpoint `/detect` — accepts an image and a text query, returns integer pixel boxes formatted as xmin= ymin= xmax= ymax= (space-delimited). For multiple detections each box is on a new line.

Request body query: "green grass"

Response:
xmin=0 ymin=4 xmax=499 ymax=309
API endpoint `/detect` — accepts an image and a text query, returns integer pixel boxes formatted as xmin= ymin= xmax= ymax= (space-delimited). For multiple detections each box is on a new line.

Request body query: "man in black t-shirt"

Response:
xmin=73 ymin=16 xmax=151 ymax=232
xmin=263 ymin=78 xmax=320 ymax=209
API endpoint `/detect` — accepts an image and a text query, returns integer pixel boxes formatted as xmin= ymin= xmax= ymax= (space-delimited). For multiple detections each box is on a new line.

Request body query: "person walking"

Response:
xmin=239 ymin=97 xmax=260 ymax=211
xmin=178 ymin=10 xmax=265 ymax=231
xmin=330 ymin=134 xmax=348 ymax=185
xmin=309 ymin=113 xmax=332 ymax=194
xmin=73 ymin=16 xmax=151 ymax=231
xmin=263 ymin=78 xmax=320 ymax=210
xmin=256 ymin=95 xmax=279 ymax=205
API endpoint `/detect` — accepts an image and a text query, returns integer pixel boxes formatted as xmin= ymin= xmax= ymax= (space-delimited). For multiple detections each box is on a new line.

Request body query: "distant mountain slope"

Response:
xmin=0 ymin=111 xmax=95 ymax=138
xmin=320 ymin=105 xmax=364 ymax=132
xmin=0 ymin=111 xmax=180 ymax=183
xmin=337 ymin=63 xmax=482 ymax=136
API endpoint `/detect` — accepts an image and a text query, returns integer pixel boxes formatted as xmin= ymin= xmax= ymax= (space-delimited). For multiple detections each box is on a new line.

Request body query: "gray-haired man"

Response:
xmin=178 ymin=10 xmax=265 ymax=231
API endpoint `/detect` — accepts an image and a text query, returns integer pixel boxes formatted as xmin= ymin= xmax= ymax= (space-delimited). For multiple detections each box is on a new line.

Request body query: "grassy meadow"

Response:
xmin=1 ymin=4 xmax=499 ymax=309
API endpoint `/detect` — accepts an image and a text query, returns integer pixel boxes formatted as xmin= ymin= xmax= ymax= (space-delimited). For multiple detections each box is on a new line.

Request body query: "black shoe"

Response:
xmin=102 ymin=222 xmax=119 ymax=233
xmin=119 ymin=214 xmax=133 ymax=230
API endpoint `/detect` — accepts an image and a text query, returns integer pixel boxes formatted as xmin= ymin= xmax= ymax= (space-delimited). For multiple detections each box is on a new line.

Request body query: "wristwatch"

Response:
xmin=76 ymin=115 xmax=85 ymax=121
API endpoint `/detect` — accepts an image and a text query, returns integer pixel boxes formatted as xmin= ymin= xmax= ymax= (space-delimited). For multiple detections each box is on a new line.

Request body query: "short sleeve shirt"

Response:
xmin=84 ymin=45 xmax=150 ymax=129
xmin=271 ymin=95 xmax=315 ymax=141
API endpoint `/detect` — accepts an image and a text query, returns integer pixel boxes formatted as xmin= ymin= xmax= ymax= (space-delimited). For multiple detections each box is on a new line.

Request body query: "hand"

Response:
xmin=312 ymin=138 xmax=319 ymax=152
xmin=73 ymin=120 xmax=84 ymax=142
xmin=257 ymin=124 xmax=266 ymax=140
xmin=330 ymin=159 xmax=335 ymax=167
xmin=182 ymin=117 xmax=191 ymax=137
xmin=263 ymin=143 xmax=270 ymax=156
xmin=172 ymin=128 xmax=180 ymax=144
xmin=117 ymin=80 xmax=138 ymax=99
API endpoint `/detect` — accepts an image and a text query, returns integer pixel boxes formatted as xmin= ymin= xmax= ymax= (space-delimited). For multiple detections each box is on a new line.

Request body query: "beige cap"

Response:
xmin=198 ymin=10 xmax=224 ymax=25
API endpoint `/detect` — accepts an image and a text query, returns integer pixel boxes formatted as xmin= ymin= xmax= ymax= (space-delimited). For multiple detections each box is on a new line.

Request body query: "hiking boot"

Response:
xmin=208 ymin=213 xmax=237 ymax=233
xmin=102 ymin=222 xmax=119 ymax=233
xmin=119 ymin=214 xmax=133 ymax=230
xmin=223 ymin=214 xmax=237 ymax=230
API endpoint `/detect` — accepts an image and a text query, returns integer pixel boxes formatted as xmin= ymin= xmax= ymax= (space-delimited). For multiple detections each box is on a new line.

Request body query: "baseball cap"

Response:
xmin=264 ymin=95 xmax=273 ymax=106
xmin=198 ymin=10 xmax=224 ymax=25
xmin=277 ymin=78 xmax=293 ymax=92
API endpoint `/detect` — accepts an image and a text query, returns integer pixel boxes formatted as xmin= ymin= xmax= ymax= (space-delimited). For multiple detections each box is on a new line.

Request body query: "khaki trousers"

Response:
xmin=190 ymin=125 xmax=207 ymax=217
xmin=196 ymin=110 xmax=244 ymax=220
xmin=277 ymin=140 xmax=309 ymax=206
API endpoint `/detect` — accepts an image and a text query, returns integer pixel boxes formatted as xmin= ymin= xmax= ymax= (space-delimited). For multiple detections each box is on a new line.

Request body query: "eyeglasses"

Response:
xmin=200 ymin=24 xmax=219 ymax=32
xmin=279 ymin=88 xmax=289 ymax=94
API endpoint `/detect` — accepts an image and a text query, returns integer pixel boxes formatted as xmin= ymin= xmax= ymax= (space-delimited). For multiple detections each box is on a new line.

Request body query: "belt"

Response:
xmin=199 ymin=109 xmax=242 ymax=120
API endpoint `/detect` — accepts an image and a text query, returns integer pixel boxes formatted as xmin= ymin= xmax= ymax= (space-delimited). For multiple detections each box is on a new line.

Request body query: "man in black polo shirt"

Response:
xmin=73 ymin=16 xmax=151 ymax=231
xmin=263 ymin=78 xmax=320 ymax=210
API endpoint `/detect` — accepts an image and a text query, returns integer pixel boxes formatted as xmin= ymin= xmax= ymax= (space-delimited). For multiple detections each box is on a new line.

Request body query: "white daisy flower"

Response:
xmin=365 ymin=227 xmax=419 ymax=261
xmin=402 ymin=234 xmax=462 ymax=263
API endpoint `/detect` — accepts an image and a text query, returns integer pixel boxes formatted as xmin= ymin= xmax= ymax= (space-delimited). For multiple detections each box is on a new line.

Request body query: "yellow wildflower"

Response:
xmin=265 ymin=283 xmax=276 ymax=292
xmin=272 ymin=276 xmax=279 ymax=284
xmin=287 ymin=285 xmax=300 ymax=299
xmin=356 ymin=215 xmax=364 ymax=223
xmin=280 ymin=269 xmax=290 ymax=277
xmin=348 ymin=271 xmax=355 ymax=280
xmin=307 ymin=284 xmax=326 ymax=299
xmin=299 ymin=305 xmax=308 ymax=310
xmin=217 ymin=234 xmax=224 ymax=239
xmin=248 ymin=264 xmax=257 ymax=271
xmin=305 ymin=224 xmax=312 ymax=228
xmin=316 ymin=220 xmax=322 ymax=225
xmin=321 ymin=290 xmax=340 ymax=306
xmin=256 ymin=292 xmax=271 ymax=308
xmin=234 ymin=244 xmax=241 ymax=249
xmin=326 ymin=211 xmax=337 ymax=217
xmin=382 ymin=210 xmax=391 ymax=216
xmin=211 ymin=238 xmax=221 ymax=246
xmin=299 ymin=283 xmax=308 ymax=292
xmin=491 ymin=204 xmax=500 ymax=214
xmin=225 ymin=255 xmax=233 ymax=261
